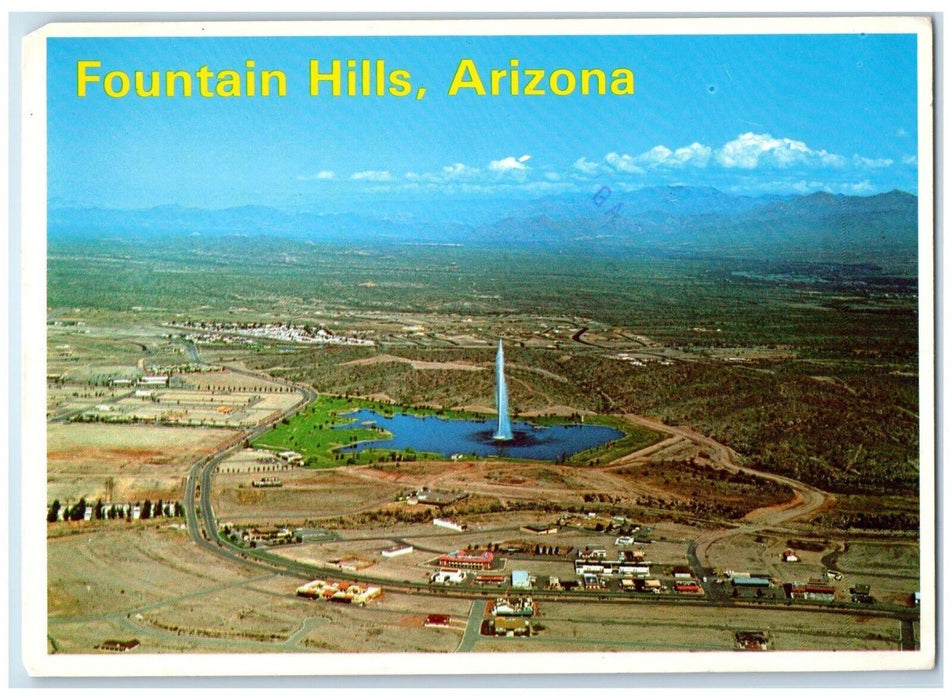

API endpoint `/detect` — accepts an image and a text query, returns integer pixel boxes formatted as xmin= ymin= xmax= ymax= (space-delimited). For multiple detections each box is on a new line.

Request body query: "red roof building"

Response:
xmin=786 ymin=581 xmax=836 ymax=602
xmin=438 ymin=549 xmax=495 ymax=570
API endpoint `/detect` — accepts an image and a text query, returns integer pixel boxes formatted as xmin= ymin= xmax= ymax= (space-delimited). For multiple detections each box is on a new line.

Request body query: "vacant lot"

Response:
xmin=473 ymin=600 xmax=903 ymax=652
xmin=47 ymin=522 xmax=473 ymax=654
xmin=48 ymin=524 xmax=251 ymax=619
xmin=47 ymin=423 xmax=237 ymax=504
xmin=212 ymin=459 xmax=401 ymax=522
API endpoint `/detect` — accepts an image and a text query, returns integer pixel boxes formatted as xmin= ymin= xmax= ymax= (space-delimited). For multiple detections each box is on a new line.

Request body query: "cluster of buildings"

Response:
xmin=735 ymin=631 xmax=770 ymax=651
xmin=173 ymin=321 xmax=374 ymax=347
xmin=575 ymin=549 xmax=651 ymax=578
xmin=619 ymin=578 xmax=663 ymax=593
xmin=278 ymin=450 xmax=303 ymax=466
xmin=109 ymin=374 xmax=170 ymax=389
xmin=487 ymin=595 xmax=536 ymax=637
xmin=95 ymin=639 xmax=140 ymax=652
xmin=414 ymin=530 xmax=875 ymax=610
xmin=222 ymin=524 xmax=300 ymax=547
xmin=295 ymin=579 xmax=382 ymax=606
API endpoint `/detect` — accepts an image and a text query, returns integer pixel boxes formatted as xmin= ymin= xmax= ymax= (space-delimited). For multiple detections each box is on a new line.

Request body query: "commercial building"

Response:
xmin=415 ymin=489 xmax=467 ymax=506
xmin=575 ymin=559 xmax=650 ymax=577
xmin=492 ymin=595 xmax=535 ymax=617
xmin=672 ymin=566 xmax=693 ymax=579
xmin=582 ymin=573 xmax=602 ymax=590
xmin=438 ymin=549 xmax=494 ymax=570
xmin=139 ymin=375 xmax=169 ymax=387
xmin=295 ymin=579 xmax=382 ymax=605
xmin=511 ymin=570 xmax=533 ymax=589
xmin=675 ymin=581 xmax=702 ymax=594
xmin=424 ymin=614 xmax=451 ymax=628
xmin=430 ymin=569 xmax=467 ymax=584
xmin=433 ymin=518 xmax=467 ymax=532
xmin=492 ymin=616 xmax=530 ymax=637
xmin=732 ymin=576 xmax=771 ymax=588
xmin=278 ymin=450 xmax=303 ymax=466
xmin=521 ymin=523 xmax=559 ymax=535
xmin=785 ymin=580 xmax=836 ymax=602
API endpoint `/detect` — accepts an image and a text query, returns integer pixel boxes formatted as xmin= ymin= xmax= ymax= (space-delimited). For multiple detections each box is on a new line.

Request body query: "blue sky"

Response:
xmin=47 ymin=32 xmax=920 ymax=210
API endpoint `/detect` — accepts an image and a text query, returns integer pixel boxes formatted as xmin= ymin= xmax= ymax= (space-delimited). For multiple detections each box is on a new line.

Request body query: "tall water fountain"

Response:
xmin=493 ymin=339 xmax=513 ymax=441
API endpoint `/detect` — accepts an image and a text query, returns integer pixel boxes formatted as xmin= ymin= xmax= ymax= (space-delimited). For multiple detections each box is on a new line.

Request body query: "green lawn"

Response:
xmin=252 ymin=395 xmax=389 ymax=468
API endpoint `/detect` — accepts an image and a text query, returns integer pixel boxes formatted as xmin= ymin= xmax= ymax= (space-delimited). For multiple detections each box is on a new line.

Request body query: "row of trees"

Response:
xmin=47 ymin=498 xmax=184 ymax=523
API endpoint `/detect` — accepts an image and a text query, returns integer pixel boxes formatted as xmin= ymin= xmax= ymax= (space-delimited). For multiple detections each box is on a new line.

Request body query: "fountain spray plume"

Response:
xmin=493 ymin=339 xmax=513 ymax=441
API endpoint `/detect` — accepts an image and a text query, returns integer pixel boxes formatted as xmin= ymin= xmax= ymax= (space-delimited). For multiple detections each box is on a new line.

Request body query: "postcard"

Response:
xmin=19 ymin=16 xmax=934 ymax=677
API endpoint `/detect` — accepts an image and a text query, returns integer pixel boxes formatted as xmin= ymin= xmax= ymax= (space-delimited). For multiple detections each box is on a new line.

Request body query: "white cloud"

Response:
xmin=442 ymin=162 xmax=481 ymax=178
xmin=605 ymin=152 xmax=643 ymax=174
xmin=902 ymin=154 xmax=918 ymax=166
xmin=405 ymin=163 xmax=481 ymax=183
xmin=853 ymin=154 xmax=894 ymax=168
xmin=633 ymin=142 xmax=712 ymax=168
xmin=298 ymin=170 xmax=336 ymax=181
xmin=671 ymin=142 xmax=713 ymax=167
xmin=572 ymin=157 xmax=603 ymax=176
xmin=637 ymin=145 xmax=673 ymax=165
xmin=350 ymin=170 xmax=392 ymax=181
xmin=847 ymin=180 xmax=877 ymax=194
xmin=489 ymin=155 xmax=531 ymax=171
xmin=715 ymin=132 xmax=845 ymax=169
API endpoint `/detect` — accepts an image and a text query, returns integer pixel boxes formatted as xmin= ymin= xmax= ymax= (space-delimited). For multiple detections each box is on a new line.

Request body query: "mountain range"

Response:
xmin=48 ymin=186 xmax=919 ymax=268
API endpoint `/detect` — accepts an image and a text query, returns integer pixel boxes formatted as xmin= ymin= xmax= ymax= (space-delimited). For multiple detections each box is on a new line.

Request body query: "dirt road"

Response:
xmin=615 ymin=414 xmax=834 ymax=571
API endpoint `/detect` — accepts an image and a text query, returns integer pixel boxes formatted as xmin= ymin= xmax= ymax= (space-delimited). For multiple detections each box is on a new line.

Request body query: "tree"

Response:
xmin=141 ymin=499 xmax=151 ymax=520
xmin=70 ymin=497 xmax=87 ymax=522
xmin=47 ymin=500 xmax=61 ymax=523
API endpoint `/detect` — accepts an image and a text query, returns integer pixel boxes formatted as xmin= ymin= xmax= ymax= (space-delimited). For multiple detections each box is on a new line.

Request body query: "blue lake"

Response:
xmin=337 ymin=409 xmax=625 ymax=461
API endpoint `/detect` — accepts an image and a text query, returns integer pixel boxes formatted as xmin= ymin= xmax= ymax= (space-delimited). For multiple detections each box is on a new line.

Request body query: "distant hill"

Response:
xmin=48 ymin=186 xmax=918 ymax=268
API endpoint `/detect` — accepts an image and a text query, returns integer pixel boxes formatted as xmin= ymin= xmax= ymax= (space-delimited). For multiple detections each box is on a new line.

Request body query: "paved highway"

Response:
xmin=176 ymin=349 xmax=919 ymax=647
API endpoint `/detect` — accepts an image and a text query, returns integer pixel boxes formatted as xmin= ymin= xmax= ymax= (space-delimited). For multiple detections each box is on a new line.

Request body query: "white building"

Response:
xmin=433 ymin=518 xmax=466 ymax=532
xmin=430 ymin=569 xmax=467 ymax=585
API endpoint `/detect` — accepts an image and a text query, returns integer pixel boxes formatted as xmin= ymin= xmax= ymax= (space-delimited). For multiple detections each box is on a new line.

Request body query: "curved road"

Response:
xmin=612 ymin=414 xmax=834 ymax=575
xmin=174 ymin=356 xmax=915 ymax=652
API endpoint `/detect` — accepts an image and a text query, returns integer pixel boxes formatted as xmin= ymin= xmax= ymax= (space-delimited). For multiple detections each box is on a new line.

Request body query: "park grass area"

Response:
xmin=566 ymin=415 xmax=663 ymax=466
xmin=251 ymin=395 xmax=399 ymax=468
